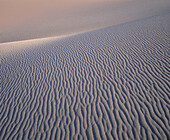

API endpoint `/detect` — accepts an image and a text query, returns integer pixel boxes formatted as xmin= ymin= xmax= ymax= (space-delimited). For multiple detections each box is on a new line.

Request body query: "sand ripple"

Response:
xmin=0 ymin=13 xmax=170 ymax=139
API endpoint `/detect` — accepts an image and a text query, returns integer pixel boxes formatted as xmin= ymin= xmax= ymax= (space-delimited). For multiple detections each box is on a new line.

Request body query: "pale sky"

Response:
xmin=0 ymin=0 xmax=124 ymax=29
xmin=0 ymin=0 xmax=170 ymax=43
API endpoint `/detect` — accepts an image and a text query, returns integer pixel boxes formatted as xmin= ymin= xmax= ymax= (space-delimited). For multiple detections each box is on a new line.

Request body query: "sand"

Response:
xmin=0 ymin=11 xmax=170 ymax=139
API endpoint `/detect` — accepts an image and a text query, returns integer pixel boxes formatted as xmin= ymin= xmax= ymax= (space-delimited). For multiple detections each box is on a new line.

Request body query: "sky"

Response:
xmin=0 ymin=0 xmax=125 ymax=30
xmin=0 ymin=0 xmax=170 ymax=43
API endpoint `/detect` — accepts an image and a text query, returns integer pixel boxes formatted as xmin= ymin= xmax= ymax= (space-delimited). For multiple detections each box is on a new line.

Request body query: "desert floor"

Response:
xmin=0 ymin=0 xmax=170 ymax=140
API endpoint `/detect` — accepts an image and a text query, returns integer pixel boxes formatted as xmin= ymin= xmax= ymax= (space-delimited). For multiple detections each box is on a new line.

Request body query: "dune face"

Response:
xmin=0 ymin=0 xmax=170 ymax=43
xmin=0 ymin=13 xmax=170 ymax=139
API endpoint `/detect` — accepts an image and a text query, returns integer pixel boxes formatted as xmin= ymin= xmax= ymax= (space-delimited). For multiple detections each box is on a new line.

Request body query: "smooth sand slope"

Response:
xmin=0 ymin=0 xmax=170 ymax=43
xmin=0 ymin=13 xmax=170 ymax=139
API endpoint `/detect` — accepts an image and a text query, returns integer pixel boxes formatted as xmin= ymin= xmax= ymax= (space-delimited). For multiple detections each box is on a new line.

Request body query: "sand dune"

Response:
xmin=0 ymin=12 xmax=170 ymax=139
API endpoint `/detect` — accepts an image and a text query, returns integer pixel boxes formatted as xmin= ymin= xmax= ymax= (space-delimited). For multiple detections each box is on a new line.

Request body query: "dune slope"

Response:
xmin=0 ymin=13 xmax=170 ymax=139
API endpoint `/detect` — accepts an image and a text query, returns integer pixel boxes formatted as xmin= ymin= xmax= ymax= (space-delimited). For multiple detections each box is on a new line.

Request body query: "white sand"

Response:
xmin=0 ymin=11 xmax=170 ymax=139
xmin=0 ymin=0 xmax=170 ymax=43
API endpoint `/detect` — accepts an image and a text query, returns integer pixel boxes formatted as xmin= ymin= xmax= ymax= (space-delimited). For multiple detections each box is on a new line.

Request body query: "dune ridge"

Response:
xmin=0 ymin=12 xmax=170 ymax=139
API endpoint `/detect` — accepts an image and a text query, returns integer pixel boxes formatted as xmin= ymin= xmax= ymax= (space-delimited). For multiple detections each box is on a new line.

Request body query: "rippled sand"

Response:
xmin=0 ymin=12 xmax=170 ymax=139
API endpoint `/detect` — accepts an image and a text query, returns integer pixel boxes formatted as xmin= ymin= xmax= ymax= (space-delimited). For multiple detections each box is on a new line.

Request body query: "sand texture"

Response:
xmin=0 ymin=13 xmax=170 ymax=139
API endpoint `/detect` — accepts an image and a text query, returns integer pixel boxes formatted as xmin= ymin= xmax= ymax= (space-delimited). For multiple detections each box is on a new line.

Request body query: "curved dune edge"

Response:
xmin=1 ymin=12 xmax=169 ymax=55
xmin=0 ymin=35 xmax=68 ymax=55
xmin=0 ymin=27 xmax=110 ymax=55
xmin=0 ymin=13 xmax=170 ymax=139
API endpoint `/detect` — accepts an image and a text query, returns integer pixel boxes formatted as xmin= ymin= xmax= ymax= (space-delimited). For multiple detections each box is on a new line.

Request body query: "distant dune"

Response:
xmin=0 ymin=12 xmax=170 ymax=139
xmin=0 ymin=0 xmax=170 ymax=43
